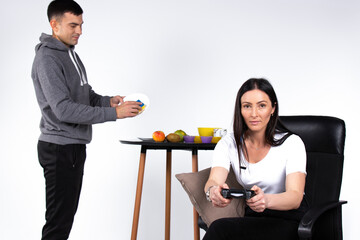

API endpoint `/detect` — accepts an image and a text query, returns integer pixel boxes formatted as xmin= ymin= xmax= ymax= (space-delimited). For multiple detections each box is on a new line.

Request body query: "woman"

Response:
xmin=203 ymin=78 xmax=307 ymax=239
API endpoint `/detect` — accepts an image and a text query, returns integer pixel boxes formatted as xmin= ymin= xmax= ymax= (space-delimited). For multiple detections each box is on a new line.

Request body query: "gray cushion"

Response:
xmin=175 ymin=167 xmax=245 ymax=227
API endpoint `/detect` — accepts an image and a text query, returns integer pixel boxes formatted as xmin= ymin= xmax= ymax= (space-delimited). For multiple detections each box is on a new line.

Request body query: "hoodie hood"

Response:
xmin=35 ymin=33 xmax=73 ymax=53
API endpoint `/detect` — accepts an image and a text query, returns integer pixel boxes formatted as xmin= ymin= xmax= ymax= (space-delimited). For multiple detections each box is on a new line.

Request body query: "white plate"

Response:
xmin=123 ymin=93 xmax=150 ymax=114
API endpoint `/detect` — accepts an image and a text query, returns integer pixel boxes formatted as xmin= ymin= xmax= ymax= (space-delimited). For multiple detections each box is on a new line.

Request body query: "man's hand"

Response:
xmin=110 ymin=95 xmax=124 ymax=107
xmin=115 ymin=101 xmax=142 ymax=119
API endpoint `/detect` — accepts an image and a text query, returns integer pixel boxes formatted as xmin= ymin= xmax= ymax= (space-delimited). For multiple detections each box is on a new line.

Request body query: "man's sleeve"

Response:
xmin=36 ymin=54 xmax=117 ymax=124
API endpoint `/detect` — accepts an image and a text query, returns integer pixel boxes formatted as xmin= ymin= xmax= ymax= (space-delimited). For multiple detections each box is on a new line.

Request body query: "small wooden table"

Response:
xmin=120 ymin=138 xmax=216 ymax=240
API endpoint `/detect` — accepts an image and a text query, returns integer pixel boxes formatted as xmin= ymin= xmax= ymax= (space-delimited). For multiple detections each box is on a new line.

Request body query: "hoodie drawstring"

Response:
xmin=69 ymin=49 xmax=87 ymax=86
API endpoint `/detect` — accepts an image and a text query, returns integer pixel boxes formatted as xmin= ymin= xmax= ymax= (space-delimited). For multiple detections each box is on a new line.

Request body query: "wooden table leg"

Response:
xmin=192 ymin=149 xmax=200 ymax=240
xmin=131 ymin=146 xmax=147 ymax=240
xmin=165 ymin=149 xmax=172 ymax=240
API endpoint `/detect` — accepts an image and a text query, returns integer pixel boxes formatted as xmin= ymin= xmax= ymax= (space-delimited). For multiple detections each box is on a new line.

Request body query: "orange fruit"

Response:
xmin=152 ymin=131 xmax=165 ymax=142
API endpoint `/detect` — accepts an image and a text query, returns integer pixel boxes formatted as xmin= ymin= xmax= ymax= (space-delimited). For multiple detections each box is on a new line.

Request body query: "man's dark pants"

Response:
xmin=38 ymin=141 xmax=86 ymax=240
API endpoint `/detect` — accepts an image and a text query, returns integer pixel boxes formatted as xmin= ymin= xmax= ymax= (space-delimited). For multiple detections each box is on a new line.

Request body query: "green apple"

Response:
xmin=174 ymin=130 xmax=187 ymax=141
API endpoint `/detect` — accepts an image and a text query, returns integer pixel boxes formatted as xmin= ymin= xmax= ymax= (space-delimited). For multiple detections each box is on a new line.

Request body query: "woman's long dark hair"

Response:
xmin=233 ymin=78 xmax=292 ymax=165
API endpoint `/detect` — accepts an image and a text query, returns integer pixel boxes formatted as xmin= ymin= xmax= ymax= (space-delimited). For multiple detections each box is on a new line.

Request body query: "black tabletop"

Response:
xmin=119 ymin=138 xmax=216 ymax=151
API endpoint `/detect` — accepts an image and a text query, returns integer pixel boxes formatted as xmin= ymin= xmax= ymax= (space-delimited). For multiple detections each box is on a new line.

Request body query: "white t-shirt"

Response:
xmin=212 ymin=133 xmax=307 ymax=194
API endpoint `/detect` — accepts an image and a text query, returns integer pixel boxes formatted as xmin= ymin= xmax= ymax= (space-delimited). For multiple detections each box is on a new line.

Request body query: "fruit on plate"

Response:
xmin=152 ymin=131 xmax=165 ymax=142
xmin=174 ymin=129 xmax=187 ymax=141
xmin=175 ymin=129 xmax=186 ymax=136
xmin=166 ymin=133 xmax=181 ymax=143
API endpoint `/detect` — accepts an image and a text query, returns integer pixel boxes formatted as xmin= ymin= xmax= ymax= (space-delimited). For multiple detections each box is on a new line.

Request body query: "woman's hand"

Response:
xmin=209 ymin=184 xmax=232 ymax=208
xmin=246 ymin=185 xmax=268 ymax=212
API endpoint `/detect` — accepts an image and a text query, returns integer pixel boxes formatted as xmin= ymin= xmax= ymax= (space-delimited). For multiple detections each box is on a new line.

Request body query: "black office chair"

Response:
xmin=198 ymin=115 xmax=347 ymax=240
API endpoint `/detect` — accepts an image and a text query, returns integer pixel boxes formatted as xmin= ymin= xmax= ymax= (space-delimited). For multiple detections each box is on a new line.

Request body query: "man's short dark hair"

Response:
xmin=47 ymin=0 xmax=83 ymax=22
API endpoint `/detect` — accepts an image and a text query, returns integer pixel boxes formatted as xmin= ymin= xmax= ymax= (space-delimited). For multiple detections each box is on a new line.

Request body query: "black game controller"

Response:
xmin=221 ymin=189 xmax=256 ymax=199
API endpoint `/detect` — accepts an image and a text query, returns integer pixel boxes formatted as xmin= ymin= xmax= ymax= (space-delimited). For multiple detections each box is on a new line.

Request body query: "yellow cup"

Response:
xmin=194 ymin=136 xmax=202 ymax=143
xmin=198 ymin=127 xmax=215 ymax=137
xmin=211 ymin=137 xmax=221 ymax=143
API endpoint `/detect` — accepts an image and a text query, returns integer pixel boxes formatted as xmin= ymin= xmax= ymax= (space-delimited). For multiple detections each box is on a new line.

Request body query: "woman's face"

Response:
xmin=241 ymin=89 xmax=275 ymax=134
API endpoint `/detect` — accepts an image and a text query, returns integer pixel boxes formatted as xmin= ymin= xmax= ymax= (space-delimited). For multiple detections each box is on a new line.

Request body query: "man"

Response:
xmin=31 ymin=1 xmax=141 ymax=239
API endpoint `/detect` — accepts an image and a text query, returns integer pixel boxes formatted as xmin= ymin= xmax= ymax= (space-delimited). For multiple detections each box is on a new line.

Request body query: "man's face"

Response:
xmin=51 ymin=12 xmax=83 ymax=47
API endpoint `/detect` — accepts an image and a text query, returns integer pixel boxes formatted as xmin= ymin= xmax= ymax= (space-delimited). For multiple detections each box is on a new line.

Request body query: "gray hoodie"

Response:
xmin=32 ymin=33 xmax=117 ymax=145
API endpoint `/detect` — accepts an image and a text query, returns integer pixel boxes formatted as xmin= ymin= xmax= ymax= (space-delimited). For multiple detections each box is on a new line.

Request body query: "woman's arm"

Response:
xmin=246 ymin=172 xmax=306 ymax=212
xmin=204 ymin=167 xmax=232 ymax=207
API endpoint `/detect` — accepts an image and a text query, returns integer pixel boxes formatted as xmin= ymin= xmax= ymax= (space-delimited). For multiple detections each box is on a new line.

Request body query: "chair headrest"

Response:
xmin=279 ymin=116 xmax=345 ymax=155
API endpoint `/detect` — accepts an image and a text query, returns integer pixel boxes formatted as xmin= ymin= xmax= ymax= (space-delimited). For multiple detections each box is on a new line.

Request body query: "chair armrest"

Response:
xmin=198 ymin=216 xmax=208 ymax=231
xmin=298 ymin=200 xmax=347 ymax=239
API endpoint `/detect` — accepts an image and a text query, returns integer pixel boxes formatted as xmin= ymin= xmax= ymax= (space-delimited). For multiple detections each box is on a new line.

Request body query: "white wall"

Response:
xmin=1 ymin=0 xmax=359 ymax=239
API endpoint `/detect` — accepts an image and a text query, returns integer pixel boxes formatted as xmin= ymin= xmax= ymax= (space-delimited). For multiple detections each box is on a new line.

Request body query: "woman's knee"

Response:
xmin=203 ymin=218 xmax=234 ymax=240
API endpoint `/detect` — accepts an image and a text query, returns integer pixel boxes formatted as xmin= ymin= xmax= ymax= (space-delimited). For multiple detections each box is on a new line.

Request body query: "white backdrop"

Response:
xmin=1 ymin=0 xmax=359 ymax=239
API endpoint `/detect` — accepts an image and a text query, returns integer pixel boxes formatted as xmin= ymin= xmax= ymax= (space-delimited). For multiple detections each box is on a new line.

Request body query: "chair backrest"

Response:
xmin=279 ymin=116 xmax=346 ymax=207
